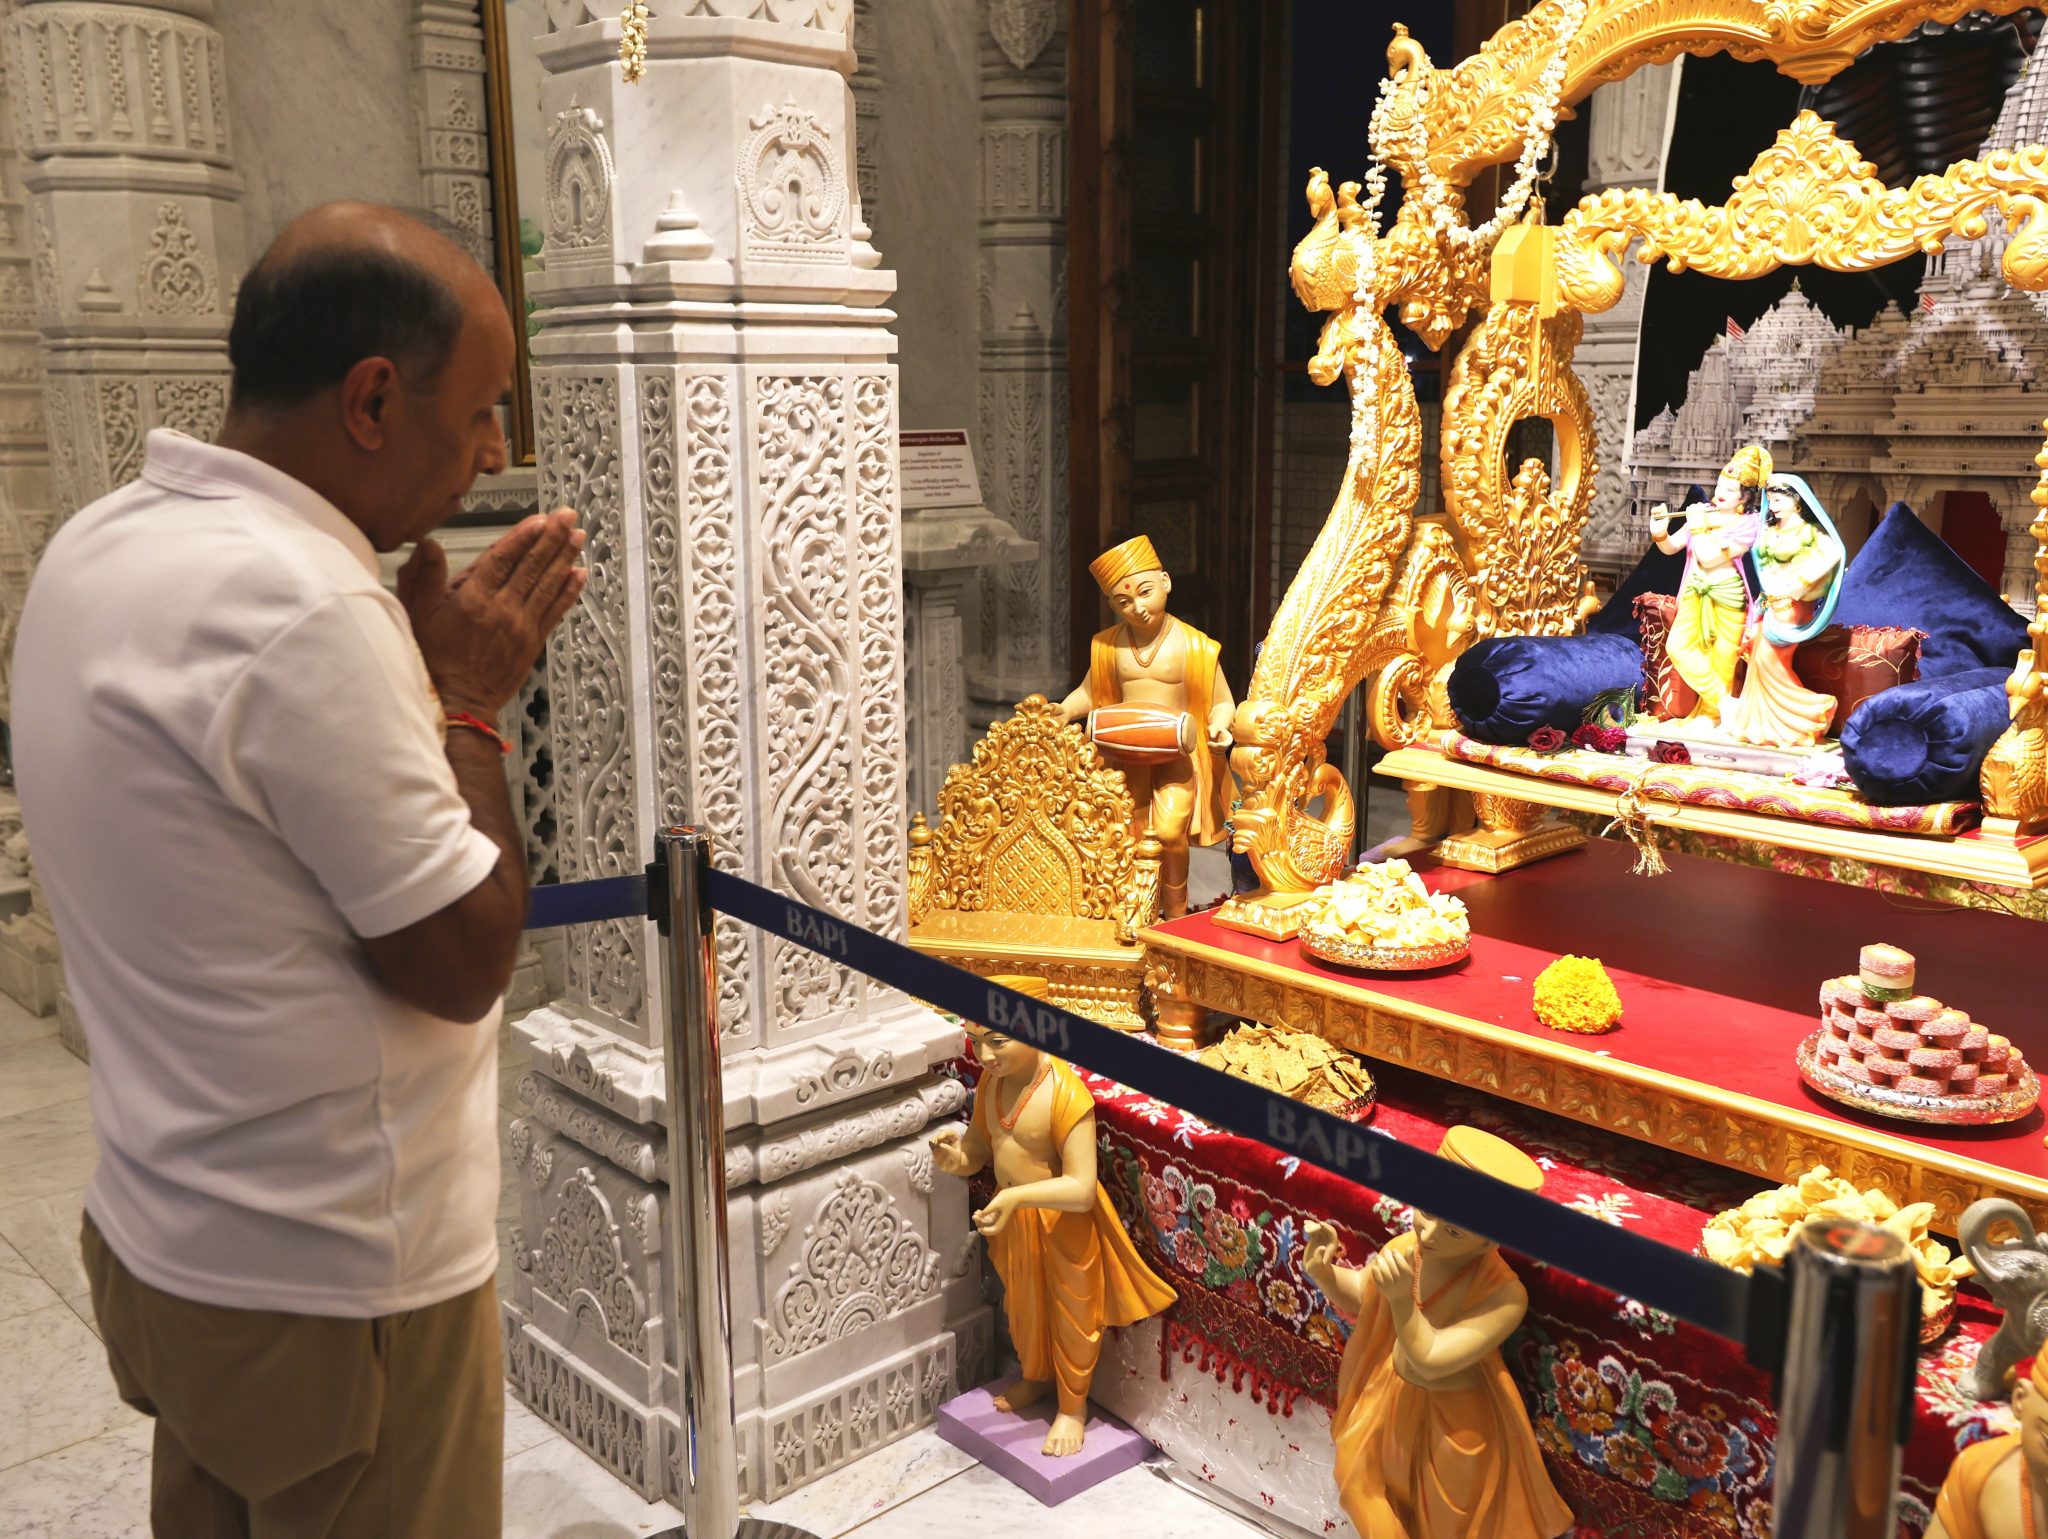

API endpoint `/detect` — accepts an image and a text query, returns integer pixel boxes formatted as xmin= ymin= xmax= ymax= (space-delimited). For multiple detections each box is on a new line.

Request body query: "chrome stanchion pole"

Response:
xmin=648 ymin=828 xmax=814 ymax=1539
xmin=1771 ymin=1220 xmax=1919 ymax=1539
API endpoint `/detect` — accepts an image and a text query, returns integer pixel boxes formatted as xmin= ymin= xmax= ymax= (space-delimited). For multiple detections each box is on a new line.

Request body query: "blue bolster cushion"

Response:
xmin=1447 ymin=634 xmax=1646 ymax=745
xmin=1840 ymin=666 xmax=2013 ymax=807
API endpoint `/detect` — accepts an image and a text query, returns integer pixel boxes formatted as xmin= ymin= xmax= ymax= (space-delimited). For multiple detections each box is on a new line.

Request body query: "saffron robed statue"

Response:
xmin=1927 ymin=1348 xmax=2048 ymax=1539
xmin=929 ymin=975 xmax=1177 ymax=1457
xmin=1060 ymin=535 xmax=1236 ymax=918
xmin=1302 ymin=1125 xmax=1574 ymax=1539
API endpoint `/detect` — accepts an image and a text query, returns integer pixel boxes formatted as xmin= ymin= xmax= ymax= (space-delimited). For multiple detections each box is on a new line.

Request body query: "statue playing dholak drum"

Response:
xmin=1059 ymin=536 xmax=1236 ymax=918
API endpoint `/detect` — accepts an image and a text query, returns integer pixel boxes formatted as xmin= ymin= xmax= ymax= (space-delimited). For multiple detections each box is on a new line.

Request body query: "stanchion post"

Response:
xmin=648 ymin=829 xmax=816 ymax=1539
xmin=1770 ymin=1220 xmax=1919 ymax=1539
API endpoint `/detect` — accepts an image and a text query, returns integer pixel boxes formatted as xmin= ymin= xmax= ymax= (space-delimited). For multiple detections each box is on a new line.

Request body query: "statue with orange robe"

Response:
xmin=1925 ymin=1349 xmax=2048 ymax=1539
xmin=1058 ymin=535 xmax=1234 ymax=917
xmin=1303 ymin=1126 xmax=1574 ymax=1539
xmin=929 ymin=975 xmax=1177 ymax=1457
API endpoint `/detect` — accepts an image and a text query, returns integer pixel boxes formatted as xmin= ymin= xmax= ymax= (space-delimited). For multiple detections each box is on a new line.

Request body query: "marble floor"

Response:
xmin=0 ymin=992 xmax=1267 ymax=1539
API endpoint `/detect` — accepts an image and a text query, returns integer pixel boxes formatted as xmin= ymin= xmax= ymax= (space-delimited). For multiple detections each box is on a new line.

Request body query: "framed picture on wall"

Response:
xmin=480 ymin=0 xmax=550 ymax=466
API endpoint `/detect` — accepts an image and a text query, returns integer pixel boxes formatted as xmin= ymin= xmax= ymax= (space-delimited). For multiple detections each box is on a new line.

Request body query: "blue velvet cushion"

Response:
xmin=1448 ymin=634 xmax=1647 ymax=745
xmin=1834 ymin=504 xmax=2029 ymax=679
xmin=1587 ymin=541 xmax=1687 ymax=648
xmin=1839 ymin=666 xmax=2011 ymax=806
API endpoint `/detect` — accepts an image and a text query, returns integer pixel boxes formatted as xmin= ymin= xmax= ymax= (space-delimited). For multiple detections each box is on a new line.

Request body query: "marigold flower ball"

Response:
xmin=1532 ymin=955 xmax=1623 ymax=1035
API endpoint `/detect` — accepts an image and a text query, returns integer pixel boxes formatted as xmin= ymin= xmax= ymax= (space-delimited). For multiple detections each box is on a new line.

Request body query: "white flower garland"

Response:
xmin=619 ymin=2 xmax=651 ymax=84
xmin=1345 ymin=0 xmax=1587 ymax=315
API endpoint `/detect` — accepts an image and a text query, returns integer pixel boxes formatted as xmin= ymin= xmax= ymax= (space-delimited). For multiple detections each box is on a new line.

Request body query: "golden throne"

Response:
xmin=906 ymin=695 xmax=1162 ymax=1031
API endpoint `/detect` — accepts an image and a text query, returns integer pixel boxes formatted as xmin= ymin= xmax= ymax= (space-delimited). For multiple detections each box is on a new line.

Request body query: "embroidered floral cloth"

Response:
xmin=1043 ymin=1057 xmax=2011 ymax=1538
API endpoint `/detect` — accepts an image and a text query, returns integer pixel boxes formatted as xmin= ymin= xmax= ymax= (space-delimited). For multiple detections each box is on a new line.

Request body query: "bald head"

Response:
xmin=228 ymin=202 xmax=499 ymax=416
xmin=218 ymin=201 xmax=515 ymax=551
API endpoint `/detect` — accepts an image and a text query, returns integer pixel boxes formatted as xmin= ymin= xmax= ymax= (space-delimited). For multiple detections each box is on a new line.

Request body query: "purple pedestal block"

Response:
xmin=934 ymin=1382 xmax=1154 ymax=1505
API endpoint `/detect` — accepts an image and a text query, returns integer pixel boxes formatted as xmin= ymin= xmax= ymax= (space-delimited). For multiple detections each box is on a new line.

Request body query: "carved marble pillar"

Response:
xmin=408 ymin=0 xmax=495 ymax=265
xmin=1576 ymin=60 xmax=1679 ymax=581
xmin=0 ymin=0 xmax=47 ymax=732
xmin=902 ymin=500 xmax=1034 ymax=813
xmin=1 ymin=0 xmax=241 ymax=1025
xmin=502 ymin=0 xmax=986 ymax=1505
xmin=967 ymin=0 xmax=1066 ymax=727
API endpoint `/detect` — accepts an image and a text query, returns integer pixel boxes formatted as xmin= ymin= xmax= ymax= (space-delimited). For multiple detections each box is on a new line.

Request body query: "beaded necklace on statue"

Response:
xmin=1123 ymin=619 xmax=1169 ymax=671
xmin=1413 ymin=1247 xmax=1485 ymax=1315
xmin=997 ymin=1059 xmax=1054 ymax=1131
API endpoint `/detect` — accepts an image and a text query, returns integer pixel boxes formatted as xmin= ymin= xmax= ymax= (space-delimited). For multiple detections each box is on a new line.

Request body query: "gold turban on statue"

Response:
xmin=986 ymin=974 xmax=1051 ymax=1001
xmin=1437 ymin=1124 xmax=1545 ymax=1193
xmin=1723 ymin=444 xmax=1773 ymax=490
xmin=1089 ymin=535 xmax=1164 ymax=594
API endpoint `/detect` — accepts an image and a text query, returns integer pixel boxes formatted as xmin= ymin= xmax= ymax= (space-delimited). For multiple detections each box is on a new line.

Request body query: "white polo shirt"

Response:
xmin=12 ymin=430 xmax=503 ymax=1317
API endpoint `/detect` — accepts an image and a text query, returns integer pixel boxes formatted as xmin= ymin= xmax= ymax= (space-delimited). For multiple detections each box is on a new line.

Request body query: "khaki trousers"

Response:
xmin=82 ymin=1215 xmax=503 ymax=1539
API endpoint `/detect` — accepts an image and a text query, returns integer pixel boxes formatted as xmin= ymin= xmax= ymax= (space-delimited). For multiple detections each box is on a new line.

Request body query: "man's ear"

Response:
xmin=338 ymin=356 xmax=400 ymax=451
xmin=1158 ymin=571 xmax=1172 ymax=600
xmin=2017 ymin=1377 xmax=2034 ymax=1417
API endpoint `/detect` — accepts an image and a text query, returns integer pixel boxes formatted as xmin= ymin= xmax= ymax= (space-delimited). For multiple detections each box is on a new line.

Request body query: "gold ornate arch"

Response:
xmin=1220 ymin=0 xmax=2048 ymax=935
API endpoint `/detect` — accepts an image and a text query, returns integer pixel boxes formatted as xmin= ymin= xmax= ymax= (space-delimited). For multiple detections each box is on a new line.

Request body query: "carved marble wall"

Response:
xmin=1576 ymin=60 xmax=1679 ymax=581
xmin=0 ymin=0 xmax=245 ymax=1022
xmin=503 ymin=0 xmax=987 ymax=1503
xmin=969 ymin=0 xmax=1067 ymax=726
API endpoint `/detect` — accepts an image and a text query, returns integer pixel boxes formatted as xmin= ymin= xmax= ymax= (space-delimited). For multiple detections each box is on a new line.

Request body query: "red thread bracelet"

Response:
xmin=444 ymin=711 xmax=511 ymax=755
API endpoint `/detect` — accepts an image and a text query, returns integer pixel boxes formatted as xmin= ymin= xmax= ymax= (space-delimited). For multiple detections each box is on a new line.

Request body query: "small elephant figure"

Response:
xmin=1962 ymin=1198 xmax=2048 ymax=1401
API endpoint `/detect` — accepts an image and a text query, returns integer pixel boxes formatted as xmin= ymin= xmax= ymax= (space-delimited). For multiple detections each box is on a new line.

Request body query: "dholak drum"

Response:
xmin=1087 ymin=705 xmax=1196 ymax=766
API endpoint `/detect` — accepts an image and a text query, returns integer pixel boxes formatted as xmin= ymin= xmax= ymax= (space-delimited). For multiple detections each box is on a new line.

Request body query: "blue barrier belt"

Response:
xmin=704 ymin=867 xmax=1755 ymax=1345
xmin=525 ymin=872 xmax=649 ymax=931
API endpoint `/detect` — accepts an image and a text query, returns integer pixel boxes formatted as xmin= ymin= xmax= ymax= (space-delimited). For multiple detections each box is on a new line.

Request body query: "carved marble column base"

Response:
xmin=0 ymin=905 xmax=59 ymax=1017
xmin=505 ymin=934 xmax=564 ymax=1020
xmin=55 ymin=984 xmax=85 ymax=1062
xmin=505 ymin=998 xmax=987 ymax=1501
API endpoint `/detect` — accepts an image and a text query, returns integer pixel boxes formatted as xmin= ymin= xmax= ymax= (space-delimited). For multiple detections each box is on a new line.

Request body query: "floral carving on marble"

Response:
xmin=988 ymin=0 xmax=1059 ymax=71
xmin=850 ymin=373 xmax=904 ymax=944
xmin=640 ymin=373 xmax=687 ymax=829
xmin=681 ymin=375 xmax=755 ymax=1045
xmin=739 ymin=100 xmax=845 ymax=262
xmin=537 ymin=371 xmax=643 ymax=1027
xmin=755 ymin=373 xmax=855 ymax=1029
xmin=793 ymin=1044 xmax=892 ymax=1107
xmin=760 ymin=1192 xmax=793 ymax=1257
xmin=28 ymin=208 xmax=57 ymax=320
xmin=765 ymin=1172 xmax=940 ymax=1360
xmin=516 ymin=1070 xmax=660 ymax=1182
xmin=138 ymin=202 xmax=217 ymax=317
xmin=544 ymin=104 xmax=614 ymax=262
xmin=505 ymin=1320 xmax=649 ymax=1491
xmin=97 ymin=379 xmax=141 ymax=489
xmin=152 ymin=377 xmax=225 ymax=443
xmin=536 ymin=1166 xmax=649 ymax=1354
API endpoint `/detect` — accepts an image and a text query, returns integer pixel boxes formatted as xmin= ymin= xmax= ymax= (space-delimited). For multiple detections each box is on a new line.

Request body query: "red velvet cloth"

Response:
xmin=1154 ymin=840 xmax=2048 ymax=1180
